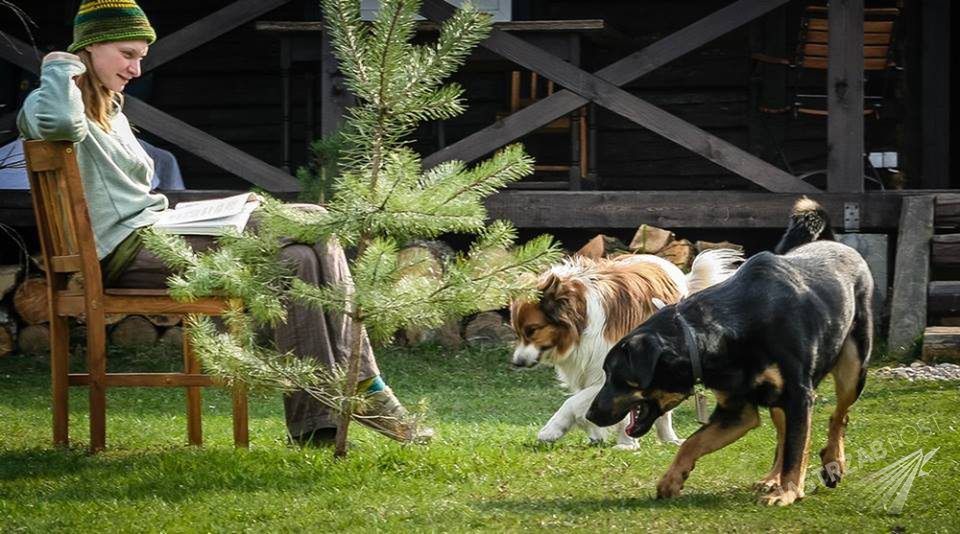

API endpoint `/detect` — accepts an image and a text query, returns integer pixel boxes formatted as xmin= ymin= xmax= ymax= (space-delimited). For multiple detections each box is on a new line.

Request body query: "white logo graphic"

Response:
xmin=855 ymin=448 xmax=938 ymax=515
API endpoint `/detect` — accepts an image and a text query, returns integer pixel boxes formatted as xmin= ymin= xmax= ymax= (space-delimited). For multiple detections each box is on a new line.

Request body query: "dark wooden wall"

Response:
xmin=0 ymin=0 xmax=944 ymax=190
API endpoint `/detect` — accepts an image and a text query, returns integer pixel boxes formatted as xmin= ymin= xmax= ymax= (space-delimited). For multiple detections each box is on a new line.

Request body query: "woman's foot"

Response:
xmin=356 ymin=387 xmax=434 ymax=444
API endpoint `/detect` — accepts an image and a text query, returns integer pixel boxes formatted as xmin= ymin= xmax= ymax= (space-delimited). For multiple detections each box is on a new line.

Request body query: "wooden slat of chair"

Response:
xmin=23 ymin=140 xmax=249 ymax=452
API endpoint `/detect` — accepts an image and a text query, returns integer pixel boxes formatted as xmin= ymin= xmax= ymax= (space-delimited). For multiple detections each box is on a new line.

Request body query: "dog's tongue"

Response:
xmin=625 ymin=405 xmax=639 ymax=437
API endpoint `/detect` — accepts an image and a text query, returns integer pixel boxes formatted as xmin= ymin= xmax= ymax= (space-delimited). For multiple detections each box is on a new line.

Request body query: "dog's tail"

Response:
xmin=774 ymin=196 xmax=835 ymax=254
xmin=684 ymin=248 xmax=744 ymax=295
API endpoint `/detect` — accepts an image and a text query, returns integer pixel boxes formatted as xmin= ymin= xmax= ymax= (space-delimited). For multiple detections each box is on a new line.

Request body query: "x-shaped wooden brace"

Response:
xmin=419 ymin=0 xmax=818 ymax=194
xmin=0 ymin=0 xmax=301 ymax=191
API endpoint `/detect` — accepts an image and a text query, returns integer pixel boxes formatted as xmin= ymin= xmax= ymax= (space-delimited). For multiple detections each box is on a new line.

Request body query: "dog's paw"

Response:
xmin=753 ymin=476 xmax=780 ymax=493
xmin=661 ymin=437 xmax=685 ymax=447
xmin=537 ymin=425 xmax=565 ymax=443
xmin=656 ymin=472 xmax=685 ymax=499
xmin=613 ymin=441 xmax=639 ymax=451
xmin=758 ymin=486 xmax=803 ymax=506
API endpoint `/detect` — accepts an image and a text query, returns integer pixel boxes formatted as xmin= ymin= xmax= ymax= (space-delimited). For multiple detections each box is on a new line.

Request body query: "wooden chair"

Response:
xmin=23 ymin=140 xmax=249 ymax=453
xmin=751 ymin=4 xmax=900 ymax=186
xmin=752 ymin=4 xmax=901 ymax=118
xmin=499 ymin=70 xmax=589 ymax=183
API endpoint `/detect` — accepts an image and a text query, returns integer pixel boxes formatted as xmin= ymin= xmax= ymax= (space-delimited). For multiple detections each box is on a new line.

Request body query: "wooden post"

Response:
xmin=183 ymin=333 xmax=203 ymax=446
xmin=321 ymin=30 xmax=352 ymax=137
xmin=888 ymin=196 xmax=934 ymax=357
xmin=827 ymin=0 xmax=865 ymax=192
xmin=921 ymin=0 xmax=950 ymax=188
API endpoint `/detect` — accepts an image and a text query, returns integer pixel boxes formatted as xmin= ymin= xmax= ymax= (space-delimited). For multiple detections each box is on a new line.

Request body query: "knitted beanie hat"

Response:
xmin=67 ymin=0 xmax=157 ymax=53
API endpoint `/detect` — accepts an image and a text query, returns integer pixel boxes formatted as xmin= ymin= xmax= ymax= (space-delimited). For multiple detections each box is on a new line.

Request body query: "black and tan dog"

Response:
xmin=586 ymin=198 xmax=873 ymax=506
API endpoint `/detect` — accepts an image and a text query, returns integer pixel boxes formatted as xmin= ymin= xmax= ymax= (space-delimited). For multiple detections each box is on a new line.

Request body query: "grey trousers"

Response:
xmin=108 ymin=224 xmax=380 ymax=437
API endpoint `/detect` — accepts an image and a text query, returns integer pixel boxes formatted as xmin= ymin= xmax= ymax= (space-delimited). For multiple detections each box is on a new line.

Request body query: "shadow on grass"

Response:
xmin=474 ymin=489 xmax=745 ymax=515
xmin=0 ymin=446 xmax=334 ymax=502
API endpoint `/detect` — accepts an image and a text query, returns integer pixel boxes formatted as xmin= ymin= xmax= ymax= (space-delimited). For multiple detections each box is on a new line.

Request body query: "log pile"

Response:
xmin=0 ymin=268 xmax=186 ymax=357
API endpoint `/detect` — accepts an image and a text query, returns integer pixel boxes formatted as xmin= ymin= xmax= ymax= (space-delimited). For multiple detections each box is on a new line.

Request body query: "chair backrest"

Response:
xmin=796 ymin=5 xmax=899 ymax=71
xmin=22 ymin=140 xmax=104 ymax=297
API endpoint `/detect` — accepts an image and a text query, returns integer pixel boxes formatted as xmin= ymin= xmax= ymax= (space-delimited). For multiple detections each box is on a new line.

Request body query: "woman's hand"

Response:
xmin=42 ymin=51 xmax=81 ymax=65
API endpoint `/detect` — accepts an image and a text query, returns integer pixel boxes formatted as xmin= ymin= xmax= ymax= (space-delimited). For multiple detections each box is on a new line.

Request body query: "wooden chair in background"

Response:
xmin=23 ymin=140 xmax=249 ymax=453
xmin=500 ymin=70 xmax=589 ymax=183
xmin=751 ymin=4 xmax=901 ymax=185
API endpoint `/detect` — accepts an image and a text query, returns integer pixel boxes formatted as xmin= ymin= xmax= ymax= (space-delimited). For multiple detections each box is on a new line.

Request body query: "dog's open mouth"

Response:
xmin=624 ymin=400 xmax=658 ymax=438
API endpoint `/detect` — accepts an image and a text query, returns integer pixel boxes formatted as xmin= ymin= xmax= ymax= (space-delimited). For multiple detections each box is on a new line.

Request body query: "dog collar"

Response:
xmin=676 ymin=313 xmax=704 ymax=384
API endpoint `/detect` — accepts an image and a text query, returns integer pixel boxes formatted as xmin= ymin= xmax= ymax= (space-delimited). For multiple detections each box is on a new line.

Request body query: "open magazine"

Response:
xmin=152 ymin=193 xmax=260 ymax=235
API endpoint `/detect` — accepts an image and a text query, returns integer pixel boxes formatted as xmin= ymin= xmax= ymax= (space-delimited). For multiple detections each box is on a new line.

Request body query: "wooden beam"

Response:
xmin=420 ymin=0 xmax=812 ymax=193
xmin=888 ymin=196 xmax=934 ymax=357
xmin=827 ymin=0 xmax=865 ymax=192
xmin=123 ymin=98 xmax=300 ymax=192
xmin=142 ymin=0 xmax=294 ymax=72
xmin=484 ymin=190 xmax=902 ymax=229
xmin=921 ymin=0 xmax=950 ymax=188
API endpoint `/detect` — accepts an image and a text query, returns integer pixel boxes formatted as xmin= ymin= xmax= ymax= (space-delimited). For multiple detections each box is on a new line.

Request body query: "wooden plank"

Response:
xmin=928 ymin=281 xmax=960 ymax=316
xmin=922 ymin=326 xmax=960 ymax=363
xmin=142 ymin=0 xmax=294 ymax=72
xmin=920 ymin=0 xmax=950 ymax=188
xmin=888 ymin=196 xmax=934 ymax=356
xmin=827 ymin=0 xmax=865 ymax=193
xmin=68 ymin=373 xmax=217 ymax=387
xmin=422 ymin=0 xmax=791 ymax=163
xmin=123 ymin=98 xmax=301 ymax=192
xmin=257 ymin=19 xmax=606 ymax=33
xmin=935 ymin=194 xmax=960 ymax=228
xmin=931 ymin=234 xmax=960 ymax=267
xmin=483 ymin=190 xmax=902 ymax=229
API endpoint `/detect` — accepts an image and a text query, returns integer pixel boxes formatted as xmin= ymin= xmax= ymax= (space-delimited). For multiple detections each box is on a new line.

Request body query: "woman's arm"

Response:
xmin=17 ymin=52 xmax=89 ymax=142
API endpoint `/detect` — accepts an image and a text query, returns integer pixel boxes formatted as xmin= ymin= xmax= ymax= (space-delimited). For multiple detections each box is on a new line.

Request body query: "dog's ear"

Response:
xmin=538 ymin=273 xmax=565 ymax=323
xmin=624 ymin=334 xmax=661 ymax=389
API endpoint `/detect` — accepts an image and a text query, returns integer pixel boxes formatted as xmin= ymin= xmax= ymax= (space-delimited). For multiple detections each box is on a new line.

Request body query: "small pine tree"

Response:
xmin=142 ymin=0 xmax=561 ymax=457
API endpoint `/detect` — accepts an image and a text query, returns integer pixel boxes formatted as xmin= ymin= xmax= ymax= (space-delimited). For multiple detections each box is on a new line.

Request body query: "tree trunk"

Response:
xmin=109 ymin=315 xmax=159 ymax=347
xmin=13 ymin=277 xmax=49 ymax=325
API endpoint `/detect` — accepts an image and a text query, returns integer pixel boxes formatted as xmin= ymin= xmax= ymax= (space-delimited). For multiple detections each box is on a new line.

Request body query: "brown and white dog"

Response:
xmin=510 ymin=250 xmax=742 ymax=449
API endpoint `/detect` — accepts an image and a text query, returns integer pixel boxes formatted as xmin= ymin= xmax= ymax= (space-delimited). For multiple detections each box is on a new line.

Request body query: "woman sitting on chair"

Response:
xmin=17 ymin=0 xmax=431 ymax=445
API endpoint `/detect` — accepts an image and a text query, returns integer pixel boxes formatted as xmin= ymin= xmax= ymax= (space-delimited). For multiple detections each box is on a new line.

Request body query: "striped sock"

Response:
xmin=357 ymin=375 xmax=386 ymax=395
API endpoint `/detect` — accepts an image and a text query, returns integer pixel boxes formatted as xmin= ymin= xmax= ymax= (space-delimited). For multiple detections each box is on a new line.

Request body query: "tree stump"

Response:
xmin=629 ymin=224 xmax=675 ymax=255
xmin=13 ymin=277 xmax=49 ymax=325
xmin=0 ymin=325 xmax=14 ymax=357
xmin=657 ymin=239 xmax=695 ymax=271
xmin=109 ymin=315 xmax=159 ymax=347
xmin=575 ymin=234 xmax=628 ymax=260
xmin=159 ymin=326 xmax=184 ymax=349
xmin=18 ymin=324 xmax=51 ymax=355
xmin=147 ymin=315 xmax=183 ymax=328
xmin=0 ymin=264 xmax=22 ymax=299
xmin=464 ymin=312 xmax=516 ymax=347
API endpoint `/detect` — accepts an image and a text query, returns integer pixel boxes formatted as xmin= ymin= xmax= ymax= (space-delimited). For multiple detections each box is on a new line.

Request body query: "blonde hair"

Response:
xmin=76 ymin=49 xmax=123 ymax=133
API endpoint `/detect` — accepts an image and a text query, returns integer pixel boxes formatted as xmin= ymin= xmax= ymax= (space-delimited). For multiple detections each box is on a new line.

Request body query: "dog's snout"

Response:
xmin=511 ymin=343 xmax=541 ymax=368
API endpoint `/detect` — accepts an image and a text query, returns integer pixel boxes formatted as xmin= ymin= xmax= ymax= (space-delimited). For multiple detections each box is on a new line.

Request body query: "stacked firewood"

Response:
xmin=0 ymin=265 xmax=185 ymax=357
xmin=575 ymin=224 xmax=743 ymax=271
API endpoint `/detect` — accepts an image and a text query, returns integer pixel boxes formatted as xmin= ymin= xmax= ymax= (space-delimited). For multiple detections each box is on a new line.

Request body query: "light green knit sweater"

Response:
xmin=18 ymin=53 xmax=167 ymax=259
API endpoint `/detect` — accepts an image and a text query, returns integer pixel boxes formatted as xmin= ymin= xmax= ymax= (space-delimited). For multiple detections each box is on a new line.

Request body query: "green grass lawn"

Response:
xmin=1 ymin=344 xmax=958 ymax=532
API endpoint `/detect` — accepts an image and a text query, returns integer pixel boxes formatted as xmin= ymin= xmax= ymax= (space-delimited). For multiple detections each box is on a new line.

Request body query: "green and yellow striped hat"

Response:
xmin=67 ymin=0 xmax=157 ymax=53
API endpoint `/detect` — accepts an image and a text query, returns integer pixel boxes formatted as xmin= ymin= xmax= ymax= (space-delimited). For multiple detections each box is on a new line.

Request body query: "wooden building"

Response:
xmin=0 ymin=0 xmax=955 ymax=353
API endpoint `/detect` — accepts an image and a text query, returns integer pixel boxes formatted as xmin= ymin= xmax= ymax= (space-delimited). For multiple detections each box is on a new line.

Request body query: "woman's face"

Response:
xmin=85 ymin=40 xmax=149 ymax=92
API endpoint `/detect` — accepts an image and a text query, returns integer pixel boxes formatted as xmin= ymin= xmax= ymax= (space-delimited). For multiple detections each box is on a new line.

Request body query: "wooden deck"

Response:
xmin=0 ymin=189 xmax=926 ymax=230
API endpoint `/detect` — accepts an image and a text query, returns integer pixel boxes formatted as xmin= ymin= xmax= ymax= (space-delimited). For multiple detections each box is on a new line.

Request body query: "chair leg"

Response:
xmin=183 ymin=333 xmax=202 ymax=446
xmin=232 ymin=384 xmax=249 ymax=448
xmin=86 ymin=315 xmax=108 ymax=453
xmin=50 ymin=315 xmax=70 ymax=447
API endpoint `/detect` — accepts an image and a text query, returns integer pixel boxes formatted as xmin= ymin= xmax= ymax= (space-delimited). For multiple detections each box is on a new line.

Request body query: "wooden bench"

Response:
xmin=23 ymin=140 xmax=249 ymax=452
